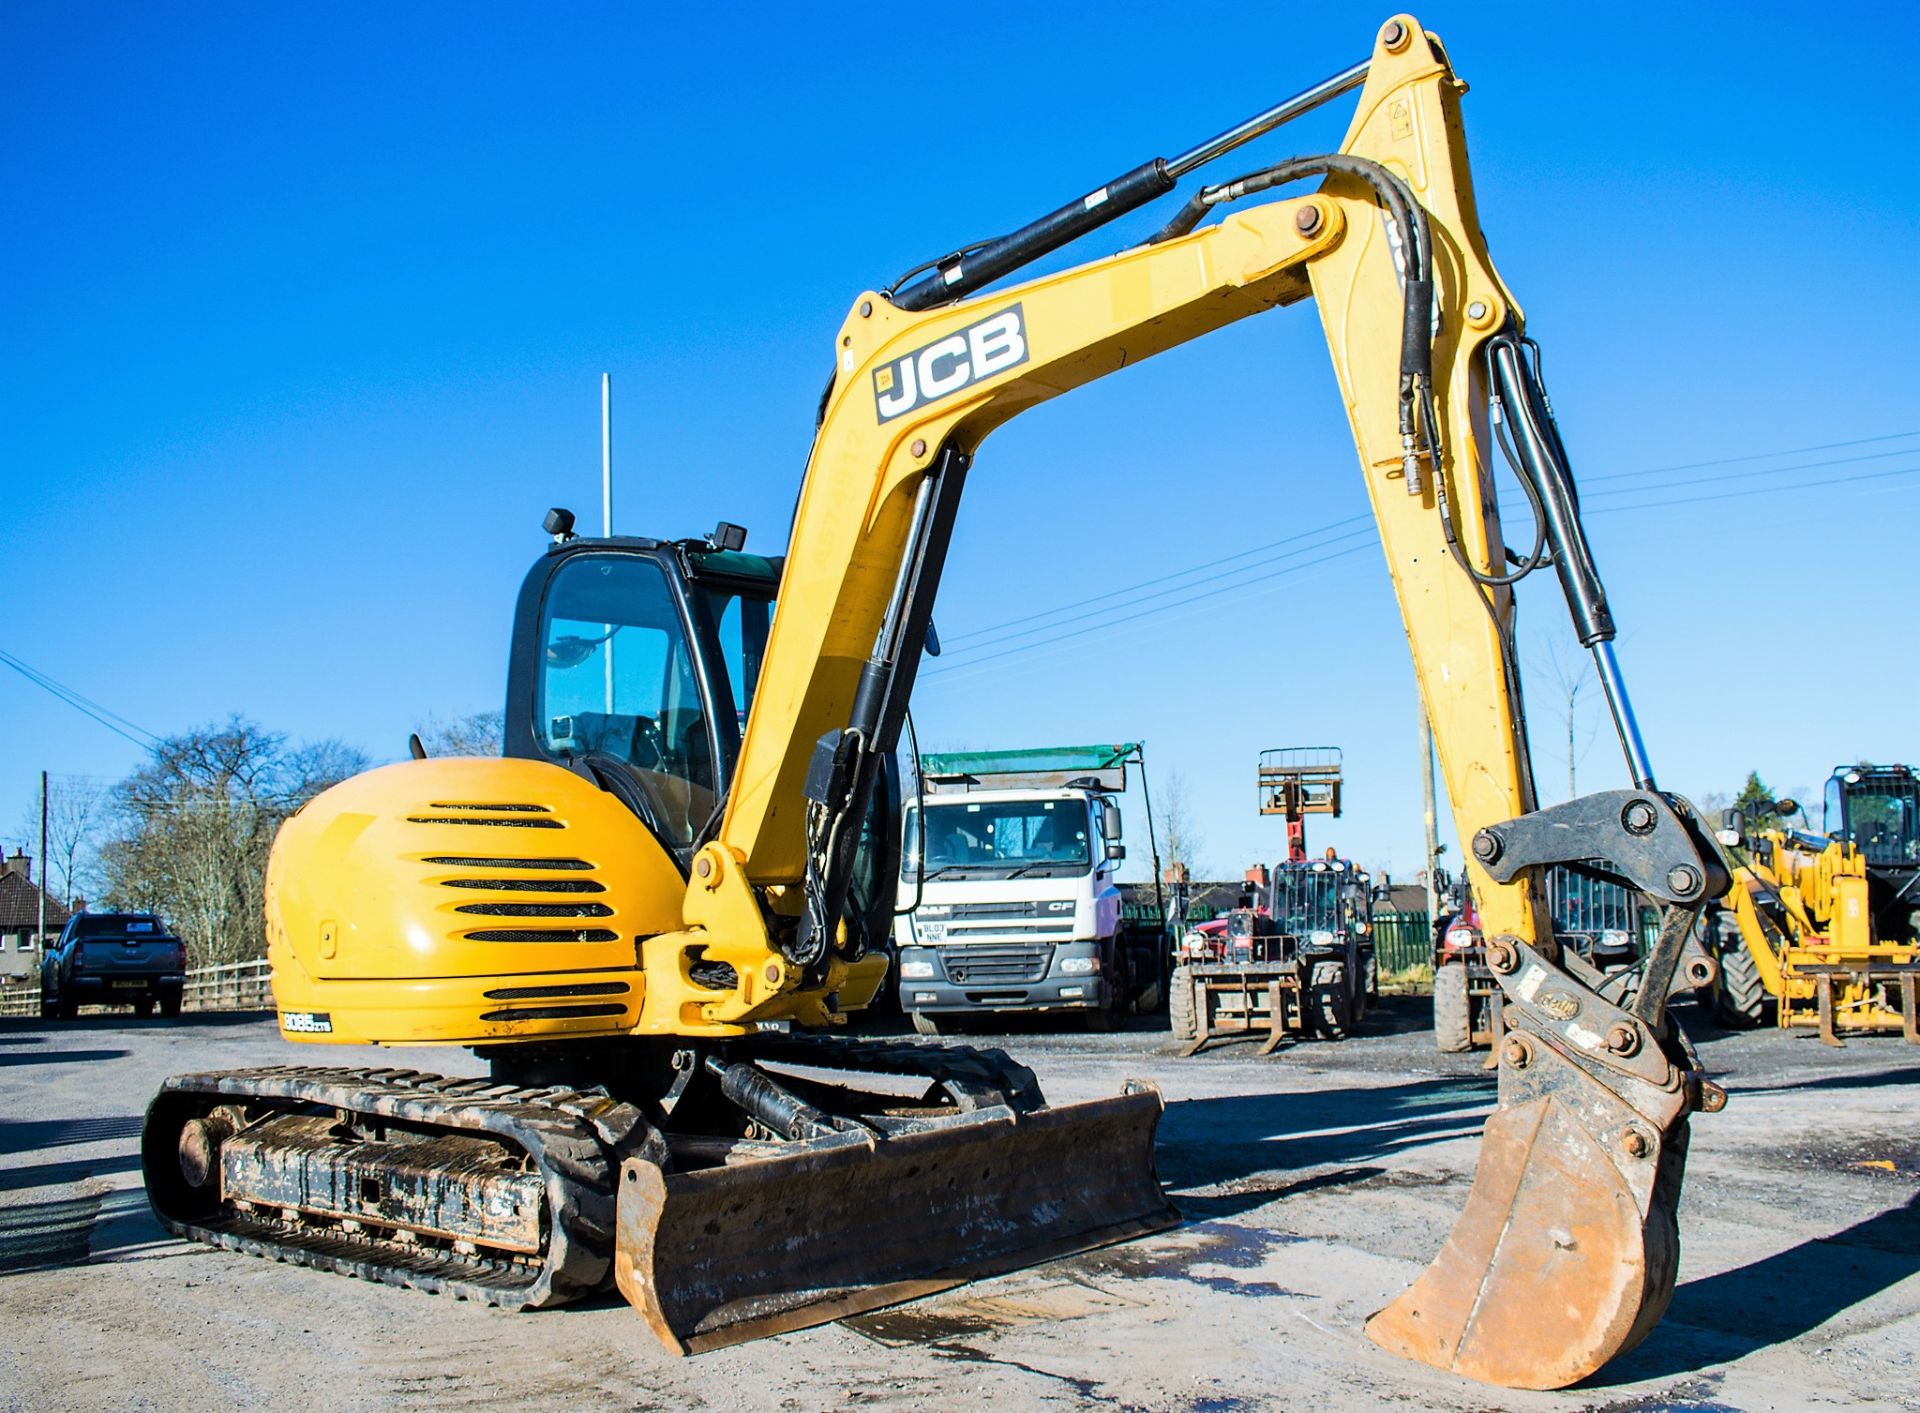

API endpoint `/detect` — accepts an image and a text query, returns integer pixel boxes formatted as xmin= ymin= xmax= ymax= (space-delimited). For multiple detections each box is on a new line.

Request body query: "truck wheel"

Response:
xmin=160 ymin=992 xmax=182 ymax=1019
xmin=1713 ymin=943 xmax=1767 ymax=1028
xmin=1363 ymin=949 xmax=1379 ymax=1001
xmin=1433 ymin=963 xmax=1473 ymax=1053
xmin=134 ymin=996 xmax=155 ymax=1019
xmin=39 ymin=986 xmax=55 ymax=1020
xmin=57 ymin=989 xmax=78 ymax=1020
xmin=910 ymin=1012 xmax=944 ymax=1037
xmin=1168 ymin=965 xmax=1196 ymax=1041
xmin=1308 ymin=961 xmax=1349 ymax=1040
xmin=1080 ymin=1001 xmax=1115 ymax=1033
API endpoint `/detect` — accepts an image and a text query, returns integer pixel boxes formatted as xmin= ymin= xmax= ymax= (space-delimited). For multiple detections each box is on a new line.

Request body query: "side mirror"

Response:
xmin=1718 ymin=807 xmax=1745 ymax=847
xmin=1773 ymin=798 xmax=1799 ymax=819
xmin=1106 ymin=842 xmax=1127 ymax=862
xmin=1102 ymin=801 xmax=1123 ymax=840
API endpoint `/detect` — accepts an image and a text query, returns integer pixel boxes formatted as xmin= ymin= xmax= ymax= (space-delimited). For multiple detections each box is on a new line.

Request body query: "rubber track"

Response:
xmin=144 ymin=1064 xmax=651 ymax=1309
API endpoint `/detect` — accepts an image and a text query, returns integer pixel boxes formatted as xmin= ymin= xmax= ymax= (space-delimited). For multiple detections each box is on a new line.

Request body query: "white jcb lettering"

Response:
xmin=968 ymin=310 xmax=1026 ymax=378
xmin=875 ymin=358 xmax=918 ymax=419
xmin=916 ymin=335 xmax=971 ymax=398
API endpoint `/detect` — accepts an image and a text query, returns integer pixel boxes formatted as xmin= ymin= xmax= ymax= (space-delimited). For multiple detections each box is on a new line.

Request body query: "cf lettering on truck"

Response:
xmin=894 ymin=743 xmax=1167 ymax=1035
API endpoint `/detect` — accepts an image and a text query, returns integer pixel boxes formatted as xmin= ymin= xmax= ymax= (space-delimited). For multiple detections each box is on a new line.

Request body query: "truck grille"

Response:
xmin=944 ymin=944 xmax=1051 ymax=985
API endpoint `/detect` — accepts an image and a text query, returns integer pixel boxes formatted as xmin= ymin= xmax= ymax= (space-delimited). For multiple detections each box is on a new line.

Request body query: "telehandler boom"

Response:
xmin=145 ymin=16 xmax=1727 ymax=1391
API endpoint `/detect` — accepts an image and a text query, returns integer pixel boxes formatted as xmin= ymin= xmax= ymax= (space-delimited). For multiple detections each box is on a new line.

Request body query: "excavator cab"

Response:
xmin=503 ymin=521 xmax=901 ymax=954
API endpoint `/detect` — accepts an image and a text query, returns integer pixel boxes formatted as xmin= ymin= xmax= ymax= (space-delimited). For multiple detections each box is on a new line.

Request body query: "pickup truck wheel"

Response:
xmin=57 ymin=989 xmax=78 ymax=1020
xmin=1168 ymin=965 xmax=1196 ymax=1041
xmin=910 ymin=1011 xmax=944 ymax=1038
xmin=1433 ymin=963 xmax=1473 ymax=1052
xmin=39 ymin=986 xmax=56 ymax=1020
xmin=160 ymin=992 xmax=182 ymax=1019
xmin=134 ymin=996 xmax=155 ymax=1018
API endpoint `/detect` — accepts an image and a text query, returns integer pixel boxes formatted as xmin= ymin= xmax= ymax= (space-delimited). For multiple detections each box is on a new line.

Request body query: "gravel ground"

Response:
xmin=1 ymin=998 xmax=1915 ymax=1412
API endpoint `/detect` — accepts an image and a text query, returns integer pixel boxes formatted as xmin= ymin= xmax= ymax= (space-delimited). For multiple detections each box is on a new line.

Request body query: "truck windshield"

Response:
xmin=903 ymin=799 xmax=1090 ymax=876
xmin=1273 ymin=868 xmax=1340 ymax=934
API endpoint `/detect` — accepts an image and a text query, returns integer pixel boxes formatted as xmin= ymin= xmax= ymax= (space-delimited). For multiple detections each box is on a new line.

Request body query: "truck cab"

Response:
xmin=893 ymin=745 xmax=1156 ymax=1034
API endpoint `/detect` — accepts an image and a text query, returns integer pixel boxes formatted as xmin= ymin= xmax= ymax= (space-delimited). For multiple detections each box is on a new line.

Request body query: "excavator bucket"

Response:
xmin=1365 ymin=1016 xmax=1689 ymax=1390
xmin=615 ymin=1087 xmax=1175 ymax=1354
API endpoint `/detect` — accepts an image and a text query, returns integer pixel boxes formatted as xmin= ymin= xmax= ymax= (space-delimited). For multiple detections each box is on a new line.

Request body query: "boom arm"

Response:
xmin=706 ymin=23 xmax=1583 ymax=957
xmin=651 ymin=16 xmax=1729 ymax=1391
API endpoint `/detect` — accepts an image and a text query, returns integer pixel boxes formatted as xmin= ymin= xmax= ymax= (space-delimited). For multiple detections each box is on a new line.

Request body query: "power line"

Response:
xmin=924 ymin=540 xmax=1375 ymax=680
xmin=934 ymin=430 xmax=1896 ymax=665
xmin=0 ymin=647 xmax=158 ymax=749
xmin=922 ymin=453 xmax=1920 ymax=682
xmin=937 ymin=521 xmax=1377 ymax=659
xmin=1580 ymin=429 xmax=1920 ymax=485
xmin=939 ymin=514 xmax=1372 ymax=648
xmin=1584 ymin=445 xmax=1919 ymax=497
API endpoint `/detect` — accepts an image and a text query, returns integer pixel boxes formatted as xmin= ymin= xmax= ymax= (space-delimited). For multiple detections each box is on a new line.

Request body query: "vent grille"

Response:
xmin=427 ymin=802 xmax=551 ymax=813
xmin=409 ymin=816 xmax=563 ymax=829
xmin=440 ymin=877 xmax=605 ymax=893
xmin=944 ymin=944 xmax=1052 ymax=985
xmin=455 ymin=902 xmax=614 ymax=918
xmin=463 ymin=928 xmax=620 ymax=943
xmin=422 ymin=856 xmax=593 ymax=870
xmin=478 ymin=1003 xmax=626 ymax=1021
xmin=482 ymin=981 xmax=631 ymax=1000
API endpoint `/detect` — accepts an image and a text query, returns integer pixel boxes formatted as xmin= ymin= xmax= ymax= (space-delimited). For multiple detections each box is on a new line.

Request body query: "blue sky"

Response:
xmin=3 ymin=2 xmax=1915 ymax=885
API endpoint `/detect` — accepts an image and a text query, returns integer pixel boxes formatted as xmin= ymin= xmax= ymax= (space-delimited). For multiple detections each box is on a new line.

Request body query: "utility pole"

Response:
xmin=602 ymin=373 xmax=616 ymax=711
xmin=38 ymin=770 xmax=48 ymax=948
xmin=1418 ymin=711 xmax=1440 ymax=927
xmin=601 ymin=372 xmax=614 ymax=537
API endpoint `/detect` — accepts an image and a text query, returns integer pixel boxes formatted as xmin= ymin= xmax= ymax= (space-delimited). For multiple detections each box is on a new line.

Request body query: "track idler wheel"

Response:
xmin=1366 ymin=937 xmax=1707 ymax=1390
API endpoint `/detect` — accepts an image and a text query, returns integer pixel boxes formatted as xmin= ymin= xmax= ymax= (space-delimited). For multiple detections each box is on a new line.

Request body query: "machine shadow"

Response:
xmin=1600 ymin=1192 xmax=1920 ymax=1383
xmin=1154 ymin=1076 xmax=1491 ymax=1220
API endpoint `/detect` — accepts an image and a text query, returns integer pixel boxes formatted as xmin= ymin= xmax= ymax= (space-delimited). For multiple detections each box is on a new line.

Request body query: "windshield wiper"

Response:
xmin=1001 ymin=861 xmax=1077 ymax=879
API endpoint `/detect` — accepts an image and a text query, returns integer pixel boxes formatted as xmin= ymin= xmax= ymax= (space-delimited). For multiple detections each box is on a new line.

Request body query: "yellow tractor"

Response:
xmin=1702 ymin=766 xmax=1920 ymax=1044
xmin=143 ymin=17 xmax=1731 ymax=1391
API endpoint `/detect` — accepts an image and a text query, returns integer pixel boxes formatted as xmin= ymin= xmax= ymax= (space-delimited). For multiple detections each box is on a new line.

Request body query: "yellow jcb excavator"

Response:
xmin=143 ymin=16 xmax=1730 ymax=1391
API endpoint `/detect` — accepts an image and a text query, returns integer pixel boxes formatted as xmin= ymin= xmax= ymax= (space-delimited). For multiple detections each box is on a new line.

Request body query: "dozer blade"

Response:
xmin=615 ymin=1086 xmax=1175 ymax=1354
xmin=1366 ymin=976 xmax=1697 ymax=1389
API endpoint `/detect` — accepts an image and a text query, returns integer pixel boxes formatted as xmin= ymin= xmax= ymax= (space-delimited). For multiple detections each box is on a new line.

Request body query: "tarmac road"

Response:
xmin=2 ymin=998 xmax=1916 ymax=1412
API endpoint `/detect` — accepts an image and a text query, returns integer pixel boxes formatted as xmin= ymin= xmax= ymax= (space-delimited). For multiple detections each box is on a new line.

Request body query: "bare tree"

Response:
xmin=414 ymin=710 xmax=505 ymax=757
xmin=1157 ymin=768 xmax=1207 ymax=880
xmin=15 ymin=776 xmax=107 ymax=908
xmin=98 ymin=717 xmax=370 ymax=966
xmin=1539 ymin=636 xmax=1602 ymax=802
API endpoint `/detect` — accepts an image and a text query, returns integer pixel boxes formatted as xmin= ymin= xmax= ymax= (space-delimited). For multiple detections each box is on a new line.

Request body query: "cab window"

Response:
xmin=536 ymin=554 xmax=715 ymax=848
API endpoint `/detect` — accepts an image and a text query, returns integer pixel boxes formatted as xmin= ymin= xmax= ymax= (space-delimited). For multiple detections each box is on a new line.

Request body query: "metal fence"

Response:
xmin=0 ymin=957 xmax=273 ymax=1018
xmin=1373 ymin=911 xmax=1432 ymax=975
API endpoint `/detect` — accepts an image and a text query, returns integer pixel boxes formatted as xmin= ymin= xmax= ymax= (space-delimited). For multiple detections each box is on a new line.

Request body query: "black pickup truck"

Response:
xmin=40 ymin=912 xmax=187 ymax=1019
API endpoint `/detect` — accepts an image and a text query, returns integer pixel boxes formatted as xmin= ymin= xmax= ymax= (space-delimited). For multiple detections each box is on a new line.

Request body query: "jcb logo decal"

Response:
xmin=874 ymin=305 xmax=1029 ymax=423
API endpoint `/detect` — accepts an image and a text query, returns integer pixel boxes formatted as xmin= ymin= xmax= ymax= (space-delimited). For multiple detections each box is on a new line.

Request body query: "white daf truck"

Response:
xmin=893 ymin=744 xmax=1165 ymax=1035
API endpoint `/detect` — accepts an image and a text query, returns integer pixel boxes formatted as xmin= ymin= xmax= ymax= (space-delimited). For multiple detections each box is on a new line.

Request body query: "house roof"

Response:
xmin=0 ymin=871 xmax=72 ymax=931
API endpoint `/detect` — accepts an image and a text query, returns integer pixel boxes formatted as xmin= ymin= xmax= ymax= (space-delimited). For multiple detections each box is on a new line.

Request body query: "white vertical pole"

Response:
xmin=602 ymin=374 xmax=616 ymax=712
xmin=601 ymin=372 xmax=613 ymax=537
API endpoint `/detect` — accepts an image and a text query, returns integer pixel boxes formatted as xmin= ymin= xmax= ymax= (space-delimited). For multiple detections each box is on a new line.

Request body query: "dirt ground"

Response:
xmin=2 ymin=997 xmax=1916 ymax=1412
